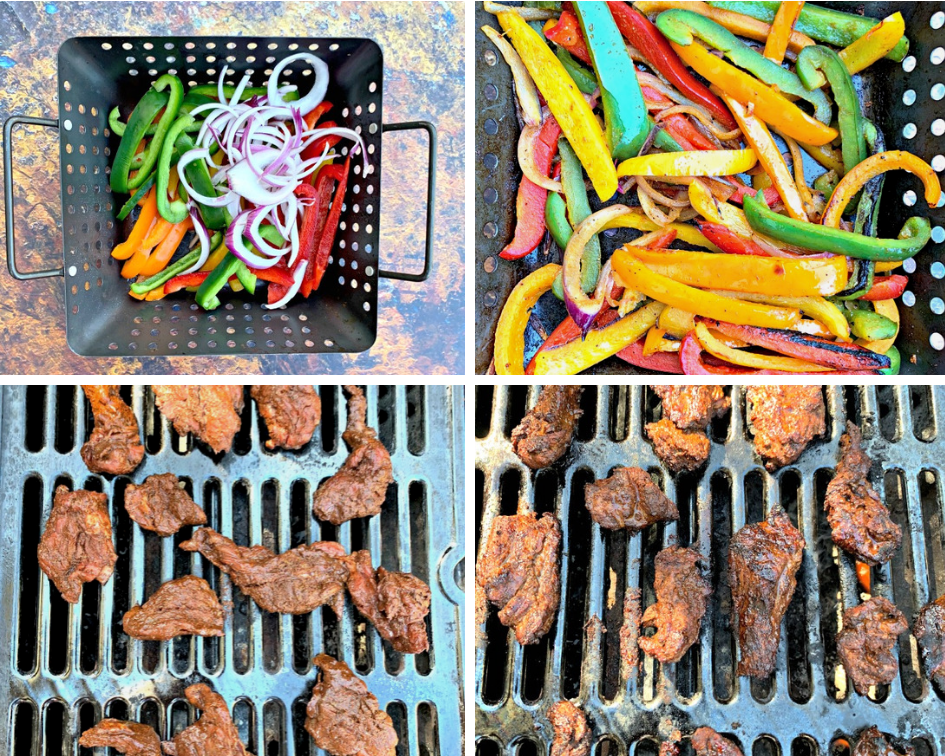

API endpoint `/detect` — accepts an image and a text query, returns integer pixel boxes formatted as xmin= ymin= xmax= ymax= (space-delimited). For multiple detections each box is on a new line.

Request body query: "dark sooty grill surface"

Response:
xmin=476 ymin=386 xmax=945 ymax=754
xmin=0 ymin=385 xmax=464 ymax=756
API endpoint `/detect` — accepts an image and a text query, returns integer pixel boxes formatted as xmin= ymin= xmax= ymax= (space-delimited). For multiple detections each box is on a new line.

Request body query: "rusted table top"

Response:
xmin=0 ymin=0 xmax=464 ymax=375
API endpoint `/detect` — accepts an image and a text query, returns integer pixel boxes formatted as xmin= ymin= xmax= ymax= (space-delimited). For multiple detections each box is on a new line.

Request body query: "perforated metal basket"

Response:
xmin=475 ymin=2 xmax=945 ymax=374
xmin=3 ymin=36 xmax=436 ymax=357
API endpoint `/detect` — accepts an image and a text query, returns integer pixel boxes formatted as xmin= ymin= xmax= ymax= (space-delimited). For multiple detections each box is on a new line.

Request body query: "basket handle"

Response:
xmin=3 ymin=116 xmax=64 ymax=280
xmin=379 ymin=120 xmax=436 ymax=283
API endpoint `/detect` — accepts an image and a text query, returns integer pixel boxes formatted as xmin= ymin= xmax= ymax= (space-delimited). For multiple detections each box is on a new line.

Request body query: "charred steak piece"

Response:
xmin=476 ymin=512 xmax=561 ymax=645
xmin=305 ymin=654 xmax=397 ymax=756
xmin=79 ymin=720 xmax=161 ymax=756
xmin=123 ymin=575 xmax=224 ymax=640
xmin=38 ymin=486 xmax=117 ymax=604
xmin=251 ymin=385 xmax=321 ymax=450
xmin=312 ymin=386 xmax=393 ymax=525
xmin=646 ymin=419 xmax=710 ymax=474
xmin=584 ymin=467 xmax=679 ymax=532
xmin=152 ymin=386 xmax=245 ymax=455
xmin=651 ymin=386 xmax=730 ymax=431
xmin=511 ymin=386 xmax=583 ymax=469
xmin=547 ymin=700 xmax=591 ymax=756
xmin=346 ymin=550 xmax=431 ymax=654
xmin=825 ymin=422 xmax=901 ymax=566
xmin=692 ymin=728 xmax=744 ymax=756
xmin=162 ymin=684 xmax=253 ymax=756
xmin=180 ymin=528 xmax=348 ymax=616
xmin=837 ymin=596 xmax=908 ymax=694
xmin=639 ymin=546 xmax=711 ymax=663
xmin=853 ymin=728 xmax=915 ymax=756
xmin=914 ymin=593 xmax=945 ymax=688
xmin=746 ymin=386 xmax=825 ymax=471
xmin=81 ymin=385 xmax=145 ymax=476
xmin=124 ymin=474 xmax=207 ymax=537
xmin=729 ymin=506 xmax=805 ymax=677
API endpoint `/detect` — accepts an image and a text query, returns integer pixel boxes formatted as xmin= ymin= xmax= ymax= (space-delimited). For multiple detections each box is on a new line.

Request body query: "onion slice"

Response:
xmin=267 ymin=52 xmax=329 ymax=115
xmin=181 ymin=206 xmax=213 ymax=275
xmin=225 ymin=210 xmax=285 ymax=269
xmin=481 ymin=25 xmax=542 ymax=127
xmin=263 ymin=260 xmax=307 ymax=309
xmin=517 ymin=124 xmax=562 ymax=193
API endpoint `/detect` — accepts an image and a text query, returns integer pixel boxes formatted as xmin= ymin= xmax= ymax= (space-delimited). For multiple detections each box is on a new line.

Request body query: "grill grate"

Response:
xmin=475 ymin=386 xmax=945 ymax=755
xmin=0 ymin=385 xmax=465 ymax=756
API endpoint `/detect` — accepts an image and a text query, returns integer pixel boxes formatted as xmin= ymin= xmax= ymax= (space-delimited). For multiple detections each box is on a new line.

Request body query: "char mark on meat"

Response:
xmin=81 ymin=385 xmax=145 ymax=475
xmin=124 ymin=473 xmax=207 ymax=537
xmin=651 ymin=386 xmax=730 ymax=430
xmin=152 ymin=386 xmax=245 ymax=455
xmin=123 ymin=575 xmax=224 ymax=640
xmin=646 ymin=419 xmax=710 ymax=474
xmin=511 ymin=386 xmax=583 ymax=469
xmin=584 ymin=467 xmax=678 ymax=532
xmin=79 ymin=720 xmax=162 ymax=756
xmin=914 ymin=593 xmax=945 ymax=689
xmin=692 ymin=728 xmax=744 ymax=756
xmin=251 ymin=385 xmax=321 ymax=450
xmin=853 ymin=728 xmax=916 ymax=756
xmin=837 ymin=596 xmax=908 ymax=695
xmin=746 ymin=386 xmax=825 ymax=471
xmin=161 ymin=684 xmax=253 ymax=756
xmin=547 ymin=701 xmax=591 ymax=756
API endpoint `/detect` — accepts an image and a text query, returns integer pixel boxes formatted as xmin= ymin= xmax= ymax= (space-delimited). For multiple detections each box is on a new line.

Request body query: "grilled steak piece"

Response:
xmin=161 ymin=684 xmax=253 ymax=756
xmin=124 ymin=474 xmax=207 ymax=537
xmin=152 ymin=386 xmax=245 ymax=455
xmin=837 ymin=596 xmax=908 ymax=695
xmin=729 ymin=506 xmax=805 ymax=677
xmin=79 ymin=720 xmax=161 ymax=756
xmin=651 ymin=385 xmax=730 ymax=431
xmin=38 ymin=486 xmax=117 ymax=604
xmin=746 ymin=386 xmax=825 ymax=471
xmin=914 ymin=593 xmax=945 ymax=688
xmin=853 ymin=728 xmax=915 ymax=756
xmin=646 ymin=419 xmax=710 ymax=474
xmin=547 ymin=700 xmax=591 ymax=756
xmin=81 ymin=385 xmax=145 ymax=475
xmin=511 ymin=386 xmax=583 ymax=469
xmin=312 ymin=386 xmax=393 ymax=525
xmin=620 ymin=588 xmax=642 ymax=674
xmin=123 ymin=575 xmax=224 ymax=640
xmin=584 ymin=467 xmax=679 ymax=532
xmin=346 ymin=550 xmax=431 ymax=654
xmin=476 ymin=512 xmax=561 ymax=645
xmin=639 ymin=546 xmax=711 ymax=663
xmin=179 ymin=528 xmax=348 ymax=616
xmin=251 ymin=385 xmax=321 ymax=450
xmin=305 ymin=654 xmax=397 ymax=756
xmin=692 ymin=728 xmax=744 ymax=756
xmin=825 ymin=422 xmax=901 ymax=566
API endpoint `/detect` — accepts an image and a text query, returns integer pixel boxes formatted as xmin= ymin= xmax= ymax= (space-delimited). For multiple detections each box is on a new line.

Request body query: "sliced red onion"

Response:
xmin=263 ymin=260 xmax=307 ymax=310
xmin=247 ymin=207 xmax=289 ymax=257
xmin=225 ymin=210 xmax=285 ymax=269
xmin=229 ymin=71 xmax=253 ymax=106
xmin=176 ymin=148 xmax=235 ymax=208
xmin=267 ymin=52 xmax=329 ymax=115
xmin=181 ymin=206 xmax=213 ymax=275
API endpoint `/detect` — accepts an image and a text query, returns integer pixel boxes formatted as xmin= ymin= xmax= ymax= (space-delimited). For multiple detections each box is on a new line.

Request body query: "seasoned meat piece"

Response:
xmin=476 ymin=512 xmax=561 ymax=645
xmin=914 ymin=593 xmax=945 ymax=688
xmin=620 ymin=588 xmax=642 ymax=673
xmin=152 ymin=386 xmax=245 ymax=455
xmin=180 ymin=528 xmax=348 ymax=616
xmin=584 ymin=467 xmax=679 ymax=532
xmin=123 ymin=575 xmax=224 ymax=640
xmin=746 ymin=386 xmax=824 ymax=471
xmin=853 ymin=728 xmax=915 ymax=756
xmin=825 ymin=422 xmax=901 ymax=566
xmin=646 ymin=419 xmax=710 ymax=474
xmin=251 ymin=385 xmax=321 ymax=450
xmin=124 ymin=474 xmax=207 ymax=537
xmin=79 ymin=720 xmax=161 ymax=756
xmin=547 ymin=701 xmax=591 ymax=756
xmin=511 ymin=386 xmax=583 ymax=469
xmin=312 ymin=386 xmax=393 ymax=525
xmin=38 ymin=486 xmax=117 ymax=604
xmin=651 ymin=385 xmax=730 ymax=430
xmin=81 ymin=385 xmax=145 ymax=476
xmin=837 ymin=596 xmax=908 ymax=695
xmin=639 ymin=546 xmax=711 ymax=663
xmin=305 ymin=654 xmax=397 ymax=756
xmin=692 ymin=728 xmax=744 ymax=756
xmin=346 ymin=550 xmax=430 ymax=654
xmin=660 ymin=742 xmax=680 ymax=756
xmin=162 ymin=684 xmax=252 ymax=756
xmin=729 ymin=506 xmax=805 ymax=677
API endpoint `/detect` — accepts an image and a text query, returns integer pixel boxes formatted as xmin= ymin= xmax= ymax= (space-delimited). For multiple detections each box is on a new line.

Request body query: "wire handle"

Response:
xmin=3 ymin=116 xmax=64 ymax=280
xmin=379 ymin=120 xmax=437 ymax=283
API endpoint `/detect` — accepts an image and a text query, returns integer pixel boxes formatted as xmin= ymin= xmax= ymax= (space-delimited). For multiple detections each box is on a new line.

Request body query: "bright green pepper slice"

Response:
xmin=116 ymin=172 xmax=156 ymax=222
xmin=545 ymin=191 xmax=573 ymax=251
xmin=156 ymin=114 xmax=196 ymax=224
xmin=880 ymin=345 xmax=901 ymax=376
xmin=129 ymin=248 xmax=201 ymax=295
xmin=187 ymin=84 xmax=300 ymax=102
xmin=174 ymin=131 xmax=229 ymax=230
xmin=124 ymin=75 xmax=184 ymax=194
xmin=196 ymin=252 xmax=244 ymax=311
xmin=556 ymin=138 xmax=601 ymax=296
xmin=844 ymin=308 xmax=897 ymax=340
xmin=554 ymin=46 xmax=597 ymax=95
xmin=109 ymin=88 xmax=169 ymax=194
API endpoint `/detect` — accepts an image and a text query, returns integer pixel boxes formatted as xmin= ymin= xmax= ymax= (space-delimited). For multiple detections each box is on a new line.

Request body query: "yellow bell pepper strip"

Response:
xmin=603 ymin=205 xmax=722 ymax=252
xmin=798 ymin=140 xmax=845 ymax=176
xmin=708 ymin=290 xmax=850 ymax=340
xmin=643 ymin=326 xmax=669 ymax=357
xmin=857 ymin=299 xmax=899 ymax=355
xmin=139 ymin=217 xmax=193 ymax=278
xmin=822 ymin=151 xmax=943 ymax=229
xmin=776 ymin=130 xmax=820 ymax=219
xmin=764 ymin=1 xmax=804 ymax=64
xmin=693 ymin=322 xmax=833 ymax=372
xmin=532 ymin=301 xmax=665 ymax=375
xmin=724 ymin=97 xmax=807 ymax=221
xmin=111 ymin=188 xmax=158 ymax=261
xmin=839 ymin=13 xmax=905 ymax=75
xmin=670 ymin=41 xmax=838 ymax=146
xmin=659 ymin=306 xmax=696 ymax=339
xmin=481 ymin=25 xmax=542 ymax=128
xmin=616 ymin=149 xmax=757 ymax=178
xmin=496 ymin=10 xmax=617 ymax=201
xmin=200 ymin=240 xmax=230 ymax=272
xmin=494 ymin=263 xmax=560 ymax=375
xmin=876 ymin=261 xmax=902 ymax=273
xmin=611 ymin=250 xmax=801 ymax=328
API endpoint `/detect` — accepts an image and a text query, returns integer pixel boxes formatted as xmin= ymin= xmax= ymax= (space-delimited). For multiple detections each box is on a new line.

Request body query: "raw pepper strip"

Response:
xmin=616 ymin=149 xmax=757 ymax=178
xmin=164 ymin=271 xmax=211 ymax=295
xmin=293 ymin=182 xmax=327 ymax=298
xmin=129 ymin=75 xmax=184 ymax=193
xmin=312 ymin=156 xmax=351 ymax=292
xmin=109 ymin=88 xmax=169 ymax=194
xmin=112 ymin=188 xmax=158 ymax=261
xmin=544 ymin=10 xmax=591 ymax=66
xmin=139 ymin=217 xmax=193 ymax=278
xmin=495 ymin=263 xmax=560 ymax=375
xmin=129 ymin=249 xmax=201 ymax=295
xmin=764 ymin=1 xmax=804 ymax=64
xmin=694 ymin=322 xmax=833 ymax=372
xmin=839 ymin=12 xmax=905 ymax=75
xmin=861 ymin=275 xmax=908 ymax=302
xmin=156 ymin=115 xmax=196 ymax=223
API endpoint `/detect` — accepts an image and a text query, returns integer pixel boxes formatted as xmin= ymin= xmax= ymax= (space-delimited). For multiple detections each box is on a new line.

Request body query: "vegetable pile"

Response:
xmin=485 ymin=0 xmax=942 ymax=375
xmin=109 ymin=54 xmax=366 ymax=309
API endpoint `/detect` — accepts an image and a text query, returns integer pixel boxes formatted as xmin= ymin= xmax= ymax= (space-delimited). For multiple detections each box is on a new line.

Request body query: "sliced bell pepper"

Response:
xmin=494 ymin=263 xmax=560 ymax=375
xmin=554 ymin=46 xmax=597 ymax=95
xmin=556 ymin=137 xmax=598 ymax=292
xmin=642 ymin=326 xmax=669 ymax=356
xmin=658 ymin=306 xmax=696 ymax=339
xmin=126 ymin=75 xmax=184 ymax=194
xmin=858 ymin=299 xmax=899 ymax=354
xmin=164 ymin=271 xmax=211 ymax=295
xmin=305 ymin=121 xmax=342 ymax=167
xmin=116 ymin=173 xmax=156 ymax=222
xmin=616 ymin=337 xmax=684 ymax=374
xmin=109 ymin=88 xmax=170 ymax=194
xmin=175 ymin=132 xmax=228 ymax=230
xmin=156 ymin=115 xmax=196 ymax=224
xmin=694 ymin=321 xmax=833 ymax=372
xmin=250 ymin=263 xmax=296 ymax=289
xmin=303 ymin=101 xmax=333 ymax=130
xmin=525 ymin=308 xmax=621 ymax=374
xmin=726 ymin=184 xmax=782 ymax=208
xmin=196 ymin=252 xmax=245 ymax=311
xmin=839 ymin=12 xmax=905 ymax=75
xmin=657 ymin=113 xmax=719 ymax=152
xmin=200 ymin=242 xmax=230 ymax=273
xmin=544 ymin=10 xmax=591 ymax=65
xmin=881 ymin=345 xmax=901 ymax=376
xmin=312 ymin=156 xmax=351 ymax=292
xmin=707 ymin=290 xmax=850 ymax=340
xmin=112 ymin=188 xmax=158 ymax=260
xmin=129 ymin=248 xmax=201 ymax=296
xmin=844 ymin=307 xmax=897 ymax=341
xmin=697 ymin=221 xmax=769 ymax=257
xmin=764 ymin=1 xmax=804 ymax=64
xmin=139 ymin=216 xmax=193 ymax=278
xmin=861 ymin=275 xmax=908 ymax=302
xmin=799 ymin=141 xmax=846 ymax=177
xmin=545 ymin=191 xmax=572 ymax=251
xmin=616 ymin=149 xmax=757 ymax=178
xmin=294 ymin=182 xmax=328 ymax=297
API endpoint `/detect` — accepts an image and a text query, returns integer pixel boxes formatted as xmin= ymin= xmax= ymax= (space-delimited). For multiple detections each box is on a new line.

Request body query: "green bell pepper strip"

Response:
xmin=174 ymin=131 xmax=229 ymax=230
xmin=116 ymin=172 xmax=156 ymax=222
xmin=129 ymin=248 xmax=201 ymax=295
xmin=652 ymin=121 xmax=684 ymax=152
xmin=844 ymin=308 xmax=897 ymax=340
xmin=156 ymin=114 xmax=196 ymax=224
xmin=109 ymin=88 xmax=170 ymax=194
xmin=557 ymin=138 xmax=601 ymax=295
xmin=880 ymin=344 xmax=901 ymax=375
xmin=708 ymin=1 xmax=909 ymax=61
xmin=234 ymin=264 xmax=257 ymax=294
xmin=125 ymin=75 xmax=185 ymax=194
xmin=656 ymin=10 xmax=832 ymax=124
xmin=187 ymin=84 xmax=300 ymax=102
xmin=546 ymin=191 xmax=573 ymax=251
xmin=813 ymin=170 xmax=839 ymax=196
xmin=574 ymin=1 xmax=650 ymax=161
xmin=555 ymin=46 xmax=598 ymax=95
xmin=196 ymin=252 xmax=244 ymax=311
xmin=108 ymin=93 xmax=210 ymax=139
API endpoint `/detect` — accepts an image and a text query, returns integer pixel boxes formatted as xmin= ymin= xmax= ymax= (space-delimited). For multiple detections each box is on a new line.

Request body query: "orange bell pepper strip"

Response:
xmin=764 ymin=1 xmax=804 ymax=64
xmin=839 ymin=13 xmax=906 ymax=75
xmin=494 ymin=263 xmax=560 ymax=375
xmin=111 ymin=188 xmax=158 ymax=260
xmin=138 ymin=217 xmax=194 ymax=278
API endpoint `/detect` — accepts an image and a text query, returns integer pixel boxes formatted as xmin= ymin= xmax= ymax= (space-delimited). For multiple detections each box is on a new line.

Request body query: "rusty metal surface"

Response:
xmin=0 ymin=1 xmax=464 ymax=375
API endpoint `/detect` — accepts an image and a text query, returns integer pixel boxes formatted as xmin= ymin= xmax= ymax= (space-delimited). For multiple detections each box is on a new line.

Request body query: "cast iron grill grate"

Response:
xmin=0 ymin=385 xmax=465 ymax=756
xmin=475 ymin=385 xmax=945 ymax=755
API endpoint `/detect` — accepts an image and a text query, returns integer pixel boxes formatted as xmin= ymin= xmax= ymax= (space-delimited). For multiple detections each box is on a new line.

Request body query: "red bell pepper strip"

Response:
xmin=544 ymin=10 xmax=592 ymax=66
xmin=293 ymin=183 xmax=321 ymax=297
xmin=861 ymin=274 xmax=908 ymax=302
xmin=500 ymin=115 xmax=563 ymax=261
xmin=249 ymin=263 xmax=295 ymax=288
xmin=303 ymin=101 xmax=332 ymax=130
xmin=164 ymin=271 xmax=210 ymax=295
xmin=312 ymin=156 xmax=351 ymax=292
xmin=525 ymin=308 xmax=621 ymax=374
xmin=661 ymin=114 xmax=719 ymax=152
xmin=268 ymin=282 xmax=288 ymax=306
xmin=727 ymin=184 xmax=783 ymax=207
xmin=697 ymin=221 xmax=771 ymax=256
xmin=304 ymin=120 xmax=342 ymax=166
xmin=616 ymin=337 xmax=684 ymax=373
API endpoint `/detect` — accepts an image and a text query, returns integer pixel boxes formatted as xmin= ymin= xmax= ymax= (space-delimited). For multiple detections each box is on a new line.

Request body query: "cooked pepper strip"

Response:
xmin=708 ymin=290 xmax=850 ymax=340
xmin=844 ymin=308 xmax=897 ymax=341
xmin=880 ymin=345 xmax=901 ymax=376
xmin=112 ymin=188 xmax=158 ymax=261
xmin=858 ymin=299 xmax=899 ymax=354
xmin=109 ymin=88 xmax=170 ymax=194
xmin=697 ymin=221 xmax=768 ymax=257
xmin=312 ymin=156 xmax=351 ymax=292
xmin=558 ymin=138 xmax=599 ymax=293
xmin=616 ymin=149 xmax=757 ymax=178
xmin=862 ymin=275 xmax=908 ymax=302
xmin=525 ymin=308 xmax=621 ymax=374
xmin=494 ymin=263 xmax=560 ymax=375
xmin=544 ymin=10 xmax=592 ymax=66
xmin=694 ymin=321 xmax=833 ymax=372
xmin=616 ymin=337 xmax=684 ymax=373
xmin=764 ymin=1 xmax=804 ymax=64
xmin=839 ymin=12 xmax=906 ymax=75
xmin=554 ymin=46 xmax=597 ymax=95
xmin=545 ymin=191 xmax=572 ymax=250
xmin=643 ymin=326 xmax=669 ymax=356
xmin=156 ymin=115 xmax=196 ymax=223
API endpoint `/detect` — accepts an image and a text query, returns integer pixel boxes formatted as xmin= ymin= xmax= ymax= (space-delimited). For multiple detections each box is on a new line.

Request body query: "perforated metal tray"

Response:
xmin=3 ymin=35 xmax=436 ymax=357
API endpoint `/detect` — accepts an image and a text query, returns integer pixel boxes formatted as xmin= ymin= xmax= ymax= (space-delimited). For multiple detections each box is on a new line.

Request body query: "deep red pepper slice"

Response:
xmin=303 ymin=120 xmax=342 ymax=172
xmin=544 ymin=10 xmax=592 ymax=66
xmin=861 ymin=274 xmax=908 ymax=301
xmin=164 ymin=271 xmax=210 ymax=295
xmin=311 ymin=156 xmax=351 ymax=292
xmin=249 ymin=262 xmax=295 ymax=288
xmin=727 ymin=184 xmax=783 ymax=207
xmin=697 ymin=221 xmax=771 ymax=256
xmin=293 ymin=182 xmax=321 ymax=298
xmin=303 ymin=101 xmax=332 ymax=130
xmin=268 ymin=282 xmax=289 ymax=306
xmin=525 ymin=308 xmax=621 ymax=374
xmin=616 ymin=337 xmax=684 ymax=373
